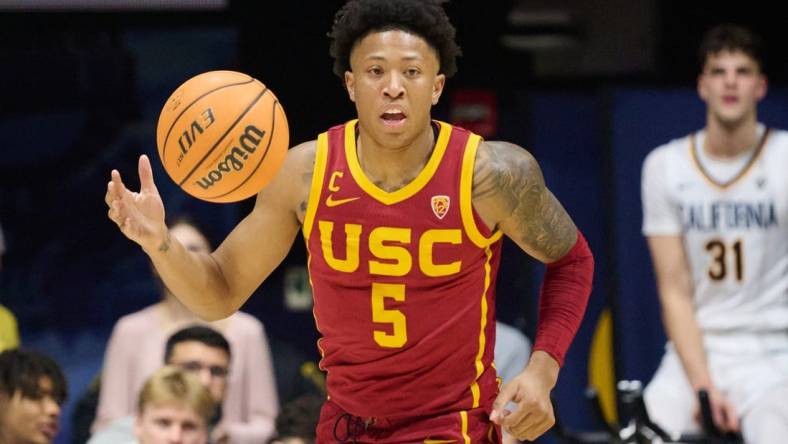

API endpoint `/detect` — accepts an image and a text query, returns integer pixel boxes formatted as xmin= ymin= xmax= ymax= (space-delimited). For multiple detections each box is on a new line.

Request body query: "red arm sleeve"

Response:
xmin=532 ymin=229 xmax=594 ymax=366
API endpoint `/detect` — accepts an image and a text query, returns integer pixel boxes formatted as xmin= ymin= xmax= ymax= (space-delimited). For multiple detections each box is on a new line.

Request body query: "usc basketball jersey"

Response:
xmin=642 ymin=124 xmax=788 ymax=333
xmin=302 ymin=120 xmax=503 ymax=418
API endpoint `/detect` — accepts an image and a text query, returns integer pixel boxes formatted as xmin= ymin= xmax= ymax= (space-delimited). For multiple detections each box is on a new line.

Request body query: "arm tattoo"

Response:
xmin=473 ymin=141 xmax=576 ymax=261
xmin=157 ymin=231 xmax=172 ymax=253
xmin=374 ymin=176 xmax=417 ymax=193
xmin=296 ymin=163 xmax=313 ymax=221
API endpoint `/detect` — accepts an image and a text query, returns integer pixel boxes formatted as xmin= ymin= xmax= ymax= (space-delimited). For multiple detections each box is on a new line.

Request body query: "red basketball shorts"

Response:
xmin=316 ymin=399 xmax=501 ymax=443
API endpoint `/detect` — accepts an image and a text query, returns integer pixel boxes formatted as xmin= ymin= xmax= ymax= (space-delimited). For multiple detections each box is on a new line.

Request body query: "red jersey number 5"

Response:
xmin=371 ymin=282 xmax=407 ymax=348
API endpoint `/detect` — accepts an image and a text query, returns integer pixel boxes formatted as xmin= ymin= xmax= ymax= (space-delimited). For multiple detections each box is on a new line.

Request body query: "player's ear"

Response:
xmin=756 ymin=73 xmax=768 ymax=102
xmin=345 ymin=71 xmax=356 ymax=103
xmin=697 ymin=73 xmax=708 ymax=101
xmin=431 ymin=74 xmax=445 ymax=105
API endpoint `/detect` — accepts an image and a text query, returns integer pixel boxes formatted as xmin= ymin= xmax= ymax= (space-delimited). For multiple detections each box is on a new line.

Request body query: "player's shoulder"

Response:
xmin=260 ymin=140 xmax=317 ymax=197
xmin=760 ymin=128 xmax=788 ymax=170
xmin=643 ymin=133 xmax=692 ymax=169
xmin=765 ymin=127 xmax=788 ymax=149
xmin=475 ymin=140 xmax=538 ymax=176
xmin=286 ymin=140 xmax=318 ymax=170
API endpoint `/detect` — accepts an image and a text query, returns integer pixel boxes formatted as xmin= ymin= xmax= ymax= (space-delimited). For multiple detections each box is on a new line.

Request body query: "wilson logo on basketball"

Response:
xmin=194 ymin=125 xmax=266 ymax=190
xmin=177 ymin=108 xmax=216 ymax=166
xmin=431 ymin=195 xmax=450 ymax=219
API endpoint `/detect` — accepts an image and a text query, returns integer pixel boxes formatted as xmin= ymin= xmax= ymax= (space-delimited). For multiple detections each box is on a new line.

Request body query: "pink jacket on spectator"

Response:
xmin=92 ymin=302 xmax=278 ymax=443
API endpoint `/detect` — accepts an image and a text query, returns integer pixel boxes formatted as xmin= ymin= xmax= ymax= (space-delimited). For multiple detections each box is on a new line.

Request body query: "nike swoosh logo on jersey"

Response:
xmin=325 ymin=195 xmax=360 ymax=207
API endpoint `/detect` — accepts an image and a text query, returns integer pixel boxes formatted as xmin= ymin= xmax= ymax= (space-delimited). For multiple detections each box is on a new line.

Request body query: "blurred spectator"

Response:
xmin=90 ymin=326 xmax=234 ymax=444
xmin=268 ymin=394 xmax=324 ymax=444
xmin=494 ymin=321 xmax=532 ymax=444
xmin=92 ymin=218 xmax=278 ymax=443
xmin=72 ymin=375 xmax=100 ymax=444
xmin=494 ymin=321 xmax=531 ymax=386
xmin=136 ymin=366 xmax=215 ymax=444
xmin=0 ymin=221 xmax=21 ymax=352
xmin=0 ymin=348 xmax=68 ymax=444
xmin=267 ymin=338 xmax=325 ymax=406
xmin=165 ymin=325 xmax=232 ymax=441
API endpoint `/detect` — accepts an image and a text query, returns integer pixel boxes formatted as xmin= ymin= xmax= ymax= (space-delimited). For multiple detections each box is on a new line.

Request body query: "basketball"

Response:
xmin=156 ymin=70 xmax=289 ymax=203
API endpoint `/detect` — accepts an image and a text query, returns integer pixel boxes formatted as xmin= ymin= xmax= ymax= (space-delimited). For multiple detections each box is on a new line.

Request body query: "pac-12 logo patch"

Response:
xmin=431 ymin=195 xmax=450 ymax=219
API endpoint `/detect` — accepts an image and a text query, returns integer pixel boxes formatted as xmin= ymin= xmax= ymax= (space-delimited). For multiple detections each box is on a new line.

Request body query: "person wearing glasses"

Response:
xmin=164 ymin=325 xmax=232 ymax=441
xmin=92 ymin=218 xmax=278 ymax=443
xmin=91 ymin=326 xmax=234 ymax=444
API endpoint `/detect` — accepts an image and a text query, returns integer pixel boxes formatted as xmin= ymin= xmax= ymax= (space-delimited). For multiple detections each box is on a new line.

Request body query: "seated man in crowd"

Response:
xmin=91 ymin=325 xmax=235 ymax=444
xmin=268 ymin=394 xmax=323 ymax=444
xmin=93 ymin=217 xmax=278 ymax=443
xmin=135 ymin=366 xmax=216 ymax=444
xmin=0 ymin=349 xmax=67 ymax=444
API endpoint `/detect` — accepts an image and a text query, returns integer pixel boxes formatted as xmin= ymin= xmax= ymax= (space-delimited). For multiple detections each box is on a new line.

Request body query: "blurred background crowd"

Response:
xmin=1 ymin=1 xmax=786 ymax=443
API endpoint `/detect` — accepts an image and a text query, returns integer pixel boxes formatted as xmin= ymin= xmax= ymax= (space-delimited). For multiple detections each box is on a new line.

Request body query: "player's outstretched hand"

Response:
xmin=105 ymin=155 xmax=167 ymax=253
xmin=491 ymin=354 xmax=558 ymax=441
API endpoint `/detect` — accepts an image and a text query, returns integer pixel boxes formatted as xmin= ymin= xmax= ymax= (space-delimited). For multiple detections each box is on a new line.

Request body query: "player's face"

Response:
xmin=344 ymin=29 xmax=445 ymax=147
xmin=168 ymin=341 xmax=230 ymax=403
xmin=698 ymin=50 xmax=766 ymax=127
xmin=0 ymin=378 xmax=61 ymax=444
xmin=135 ymin=402 xmax=208 ymax=444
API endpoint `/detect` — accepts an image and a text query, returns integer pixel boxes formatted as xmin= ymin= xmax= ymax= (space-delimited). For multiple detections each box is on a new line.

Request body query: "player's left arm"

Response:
xmin=472 ymin=140 xmax=594 ymax=441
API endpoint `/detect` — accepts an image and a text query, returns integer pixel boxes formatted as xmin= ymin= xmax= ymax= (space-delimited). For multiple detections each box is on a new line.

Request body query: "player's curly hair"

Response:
xmin=328 ymin=0 xmax=462 ymax=78
xmin=698 ymin=23 xmax=765 ymax=72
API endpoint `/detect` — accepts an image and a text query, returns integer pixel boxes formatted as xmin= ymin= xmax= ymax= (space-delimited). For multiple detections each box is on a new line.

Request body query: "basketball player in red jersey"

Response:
xmin=105 ymin=1 xmax=594 ymax=442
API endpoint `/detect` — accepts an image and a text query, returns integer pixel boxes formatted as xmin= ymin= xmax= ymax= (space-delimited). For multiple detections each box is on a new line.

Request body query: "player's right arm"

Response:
xmin=641 ymin=149 xmax=738 ymax=432
xmin=106 ymin=142 xmax=315 ymax=320
xmin=646 ymin=236 xmax=739 ymax=432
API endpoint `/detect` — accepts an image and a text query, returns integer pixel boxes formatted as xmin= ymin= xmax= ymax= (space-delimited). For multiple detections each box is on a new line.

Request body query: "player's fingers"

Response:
xmin=722 ymin=401 xmax=740 ymax=432
xmin=491 ymin=383 xmax=518 ymax=423
xmin=506 ymin=400 xmax=552 ymax=437
xmin=138 ymin=155 xmax=159 ymax=194
xmin=118 ymin=216 xmax=133 ymax=237
xmin=514 ymin=415 xmax=554 ymax=442
xmin=106 ymin=180 xmax=126 ymax=206
xmin=711 ymin=400 xmax=728 ymax=432
xmin=108 ymin=200 xmax=125 ymax=227
xmin=502 ymin=400 xmax=531 ymax=428
xmin=105 ymin=181 xmax=115 ymax=207
xmin=503 ymin=409 xmax=532 ymax=436
xmin=111 ymin=169 xmax=130 ymax=197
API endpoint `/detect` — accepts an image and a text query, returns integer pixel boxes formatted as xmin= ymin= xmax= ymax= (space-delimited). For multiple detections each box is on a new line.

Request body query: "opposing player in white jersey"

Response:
xmin=641 ymin=24 xmax=788 ymax=444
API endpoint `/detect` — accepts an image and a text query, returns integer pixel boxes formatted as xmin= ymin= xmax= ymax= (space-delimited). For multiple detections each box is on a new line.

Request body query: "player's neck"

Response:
xmin=703 ymin=115 xmax=759 ymax=158
xmin=356 ymin=122 xmax=436 ymax=192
